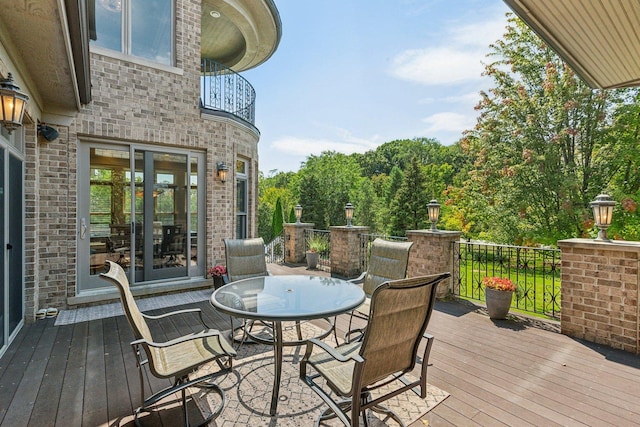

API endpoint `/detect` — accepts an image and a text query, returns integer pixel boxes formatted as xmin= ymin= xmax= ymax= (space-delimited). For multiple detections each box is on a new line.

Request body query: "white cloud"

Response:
xmin=422 ymin=112 xmax=475 ymax=133
xmin=270 ymin=134 xmax=378 ymax=157
xmin=392 ymin=47 xmax=485 ymax=85
xmin=391 ymin=15 xmax=507 ymax=85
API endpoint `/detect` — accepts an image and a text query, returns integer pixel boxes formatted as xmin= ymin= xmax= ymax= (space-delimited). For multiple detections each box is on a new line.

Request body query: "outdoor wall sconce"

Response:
xmin=295 ymin=204 xmax=302 ymax=223
xmin=590 ymin=193 xmax=616 ymax=241
xmin=216 ymin=162 xmax=229 ymax=183
xmin=427 ymin=199 xmax=441 ymax=231
xmin=38 ymin=123 xmax=59 ymax=141
xmin=345 ymin=202 xmax=354 ymax=227
xmin=0 ymin=73 xmax=29 ymax=133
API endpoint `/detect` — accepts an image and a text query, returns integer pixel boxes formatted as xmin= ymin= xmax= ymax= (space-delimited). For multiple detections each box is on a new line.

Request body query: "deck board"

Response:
xmin=2 ymin=264 xmax=640 ymax=427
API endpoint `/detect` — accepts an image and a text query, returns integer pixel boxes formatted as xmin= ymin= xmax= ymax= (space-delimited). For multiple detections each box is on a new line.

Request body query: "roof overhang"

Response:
xmin=0 ymin=0 xmax=90 ymax=125
xmin=504 ymin=0 xmax=640 ymax=89
xmin=201 ymin=0 xmax=282 ymax=72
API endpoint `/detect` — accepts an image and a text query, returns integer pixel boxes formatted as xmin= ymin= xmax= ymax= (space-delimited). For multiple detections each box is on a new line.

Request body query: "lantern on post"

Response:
xmin=345 ymin=202 xmax=354 ymax=227
xmin=589 ymin=194 xmax=615 ymax=241
xmin=295 ymin=204 xmax=302 ymax=223
xmin=427 ymin=199 xmax=441 ymax=231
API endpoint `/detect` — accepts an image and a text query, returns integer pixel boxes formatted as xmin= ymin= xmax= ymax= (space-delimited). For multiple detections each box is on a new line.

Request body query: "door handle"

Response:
xmin=6 ymin=243 xmax=12 ymax=250
xmin=80 ymin=218 xmax=87 ymax=240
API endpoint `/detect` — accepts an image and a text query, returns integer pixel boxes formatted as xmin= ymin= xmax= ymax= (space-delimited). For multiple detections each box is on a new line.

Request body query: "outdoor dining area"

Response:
xmin=2 ymin=232 xmax=640 ymax=426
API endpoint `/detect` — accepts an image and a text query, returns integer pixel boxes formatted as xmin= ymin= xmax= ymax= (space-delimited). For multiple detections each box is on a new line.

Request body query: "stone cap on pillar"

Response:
xmin=284 ymin=222 xmax=315 ymax=228
xmin=406 ymin=229 xmax=463 ymax=240
xmin=329 ymin=226 xmax=369 ymax=231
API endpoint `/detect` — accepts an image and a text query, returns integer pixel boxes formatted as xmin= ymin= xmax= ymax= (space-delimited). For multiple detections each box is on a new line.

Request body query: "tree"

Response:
xmin=271 ymin=197 xmax=284 ymax=239
xmin=462 ymin=14 xmax=633 ymax=244
xmin=389 ymin=157 xmax=429 ymax=235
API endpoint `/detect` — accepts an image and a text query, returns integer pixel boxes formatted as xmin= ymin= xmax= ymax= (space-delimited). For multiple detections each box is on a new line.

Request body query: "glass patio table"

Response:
xmin=210 ymin=275 xmax=365 ymax=415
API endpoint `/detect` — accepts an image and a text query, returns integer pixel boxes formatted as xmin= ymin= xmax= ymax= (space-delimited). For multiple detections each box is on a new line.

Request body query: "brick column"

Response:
xmin=406 ymin=230 xmax=462 ymax=299
xmin=284 ymin=222 xmax=314 ymax=263
xmin=558 ymin=238 xmax=640 ymax=354
xmin=330 ymin=226 xmax=369 ymax=278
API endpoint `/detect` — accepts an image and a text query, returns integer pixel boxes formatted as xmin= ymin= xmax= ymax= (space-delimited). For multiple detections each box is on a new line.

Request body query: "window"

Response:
xmin=236 ymin=159 xmax=247 ymax=239
xmin=92 ymin=0 xmax=173 ymax=66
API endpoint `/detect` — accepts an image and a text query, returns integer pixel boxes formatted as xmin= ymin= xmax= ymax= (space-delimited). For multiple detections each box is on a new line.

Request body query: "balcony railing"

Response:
xmin=200 ymin=59 xmax=256 ymax=125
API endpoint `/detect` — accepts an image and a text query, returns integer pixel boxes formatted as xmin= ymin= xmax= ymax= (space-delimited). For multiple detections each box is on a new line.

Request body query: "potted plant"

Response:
xmin=483 ymin=276 xmax=516 ymax=319
xmin=305 ymin=234 xmax=328 ymax=269
xmin=208 ymin=264 xmax=227 ymax=289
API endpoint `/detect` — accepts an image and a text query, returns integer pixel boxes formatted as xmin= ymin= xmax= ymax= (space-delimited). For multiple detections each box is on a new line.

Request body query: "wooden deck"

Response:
xmin=1 ymin=264 xmax=639 ymax=426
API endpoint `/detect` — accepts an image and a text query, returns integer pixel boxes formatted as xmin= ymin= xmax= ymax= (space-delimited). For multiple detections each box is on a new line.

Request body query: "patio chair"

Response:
xmin=300 ymin=273 xmax=451 ymax=427
xmin=345 ymin=238 xmax=413 ymax=342
xmin=223 ymin=237 xmax=269 ymax=283
xmin=100 ymin=260 xmax=236 ymax=426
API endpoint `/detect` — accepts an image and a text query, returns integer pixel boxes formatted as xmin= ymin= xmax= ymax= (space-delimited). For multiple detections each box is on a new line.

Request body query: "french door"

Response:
xmin=78 ymin=143 xmax=205 ymax=292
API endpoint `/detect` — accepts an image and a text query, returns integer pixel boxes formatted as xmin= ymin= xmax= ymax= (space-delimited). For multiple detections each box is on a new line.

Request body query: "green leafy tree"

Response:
xmin=461 ymin=14 xmax=633 ymax=244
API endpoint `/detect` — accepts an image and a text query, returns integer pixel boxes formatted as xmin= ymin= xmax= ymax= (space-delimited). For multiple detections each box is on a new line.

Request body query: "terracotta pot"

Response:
xmin=485 ymin=288 xmax=513 ymax=319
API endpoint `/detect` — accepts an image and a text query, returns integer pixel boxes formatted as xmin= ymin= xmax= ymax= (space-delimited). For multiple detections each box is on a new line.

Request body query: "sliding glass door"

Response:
xmin=78 ymin=143 xmax=205 ymax=292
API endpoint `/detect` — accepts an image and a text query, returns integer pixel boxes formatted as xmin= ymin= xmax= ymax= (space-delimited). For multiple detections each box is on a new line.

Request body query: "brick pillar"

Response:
xmin=330 ymin=226 xmax=369 ymax=278
xmin=284 ymin=222 xmax=314 ymax=263
xmin=406 ymin=230 xmax=462 ymax=299
xmin=558 ymin=238 xmax=640 ymax=354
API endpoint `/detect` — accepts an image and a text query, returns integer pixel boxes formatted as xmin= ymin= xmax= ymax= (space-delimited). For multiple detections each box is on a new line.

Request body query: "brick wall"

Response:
xmin=330 ymin=226 xmax=369 ymax=278
xmin=558 ymin=238 xmax=640 ymax=354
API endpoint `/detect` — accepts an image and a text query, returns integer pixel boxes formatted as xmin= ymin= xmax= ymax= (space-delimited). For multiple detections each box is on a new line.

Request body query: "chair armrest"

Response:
xmin=142 ymin=308 xmax=212 ymax=329
xmin=142 ymin=307 xmax=201 ymax=320
xmin=304 ymin=338 xmax=364 ymax=364
xmin=222 ymin=274 xmax=231 ymax=284
xmin=348 ymin=272 xmax=366 ymax=284
xmin=131 ymin=329 xmax=235 ymax=356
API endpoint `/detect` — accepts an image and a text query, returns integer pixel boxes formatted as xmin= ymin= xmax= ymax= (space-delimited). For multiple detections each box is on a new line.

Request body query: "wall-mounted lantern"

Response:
xmin=216 ymin=162 xmax=229 ymax=183
xmin=0 ymin=73 xmax=29 ymax=133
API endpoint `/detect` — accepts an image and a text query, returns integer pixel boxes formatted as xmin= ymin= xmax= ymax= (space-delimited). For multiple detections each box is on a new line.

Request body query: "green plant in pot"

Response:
xmin=483 ymin=276 xmax=516 ymax=319
xmin=305 ymin=234 xmax=328 ymax=269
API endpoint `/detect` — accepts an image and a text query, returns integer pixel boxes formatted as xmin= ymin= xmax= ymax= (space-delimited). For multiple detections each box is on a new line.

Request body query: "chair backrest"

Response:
xmin=363 ymin=238 xmax=414 ymax=296
xmin=359 ymin=273 xmax=450 ymax=387
xmin=224 ymin=237 xmax=268 ymax=282
xmin=100 ymin=260 xmax=154 ymax=345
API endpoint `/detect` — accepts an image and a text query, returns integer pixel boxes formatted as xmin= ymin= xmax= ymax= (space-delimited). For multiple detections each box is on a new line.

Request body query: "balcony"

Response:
xmin=200 ymin=59 xmax=256 ymax=127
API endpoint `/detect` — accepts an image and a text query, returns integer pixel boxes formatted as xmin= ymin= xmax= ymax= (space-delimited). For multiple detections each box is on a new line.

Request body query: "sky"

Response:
xmin=243 ymin=0 xmax=512 ymax=174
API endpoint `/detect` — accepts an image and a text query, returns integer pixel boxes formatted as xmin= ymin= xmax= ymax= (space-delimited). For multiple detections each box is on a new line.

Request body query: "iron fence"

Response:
xmin=359 ymin=234 xmax=408 ymax=273
xmin=303 ymin=229 xmax=331 ymax=271
xmin=200 ymin=59 xmax=256 ymax=125
xmin=452 ymin=241 xmax=561 ymax=319
xmin=265 ymin=233 xmax=285 ymax=264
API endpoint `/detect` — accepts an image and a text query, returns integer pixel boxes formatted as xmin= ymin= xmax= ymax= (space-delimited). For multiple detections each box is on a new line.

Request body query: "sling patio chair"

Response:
xmin=300 ymin=273 xmax=451 ymax=427
xmin=344 ymin=238 xmax=413 ymax=343
xmin=100 ymin=260 xmax=236 ymax=426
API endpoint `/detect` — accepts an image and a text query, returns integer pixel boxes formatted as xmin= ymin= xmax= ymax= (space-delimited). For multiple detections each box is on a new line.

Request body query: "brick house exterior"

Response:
xmin=0 ymin=0 xmax=281 ymax=354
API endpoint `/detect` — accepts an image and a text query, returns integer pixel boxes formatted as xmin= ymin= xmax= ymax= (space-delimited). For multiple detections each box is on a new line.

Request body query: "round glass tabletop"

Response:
xmin=210 ymin=275 xmax=365 ymax=321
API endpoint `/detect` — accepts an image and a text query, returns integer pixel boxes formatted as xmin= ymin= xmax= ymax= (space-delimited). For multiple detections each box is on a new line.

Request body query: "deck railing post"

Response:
xmin=330 ymin=226 xmax=369 ymax=278
xmin=284 ymin=222 xmax=314 ymax=263
xmin=406 ymin=229 xmax=462 ymax=299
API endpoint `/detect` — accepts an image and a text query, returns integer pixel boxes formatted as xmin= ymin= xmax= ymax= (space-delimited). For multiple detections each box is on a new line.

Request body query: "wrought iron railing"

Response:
xmin=265 ymin=233 xmax=285 ymax=264
xmin=303 ymin=229 xmax=331 ymax=271
xmin=200 ymin=59 xmax=256 ymax=125
xmin=452 ymin=241 xmax=561 ymax=319
xmin=359 ymin=233 xmax=408 ymax=273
